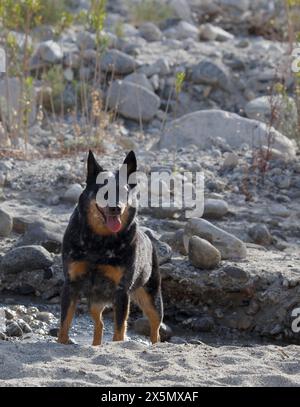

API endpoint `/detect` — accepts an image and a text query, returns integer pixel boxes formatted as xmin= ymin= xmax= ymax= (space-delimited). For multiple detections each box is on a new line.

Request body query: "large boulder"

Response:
xmin=184 ymin=218 xmax=247 ymax=260
xmin=159 ymin=110 xmax=296 ymax=157
xmin=0 ymin=245 xmax=53 ymax=274
xmin=106 ymin=80 xmax=160 ymax=122
xmin=100 ymin=50 xmax=138 ymax=74
xmin=35 ymin=40 xmax=63 ymax=63
xmin=191 ymin=60 xmax=230 ymax=90
xmin=188 ymin=236 xmax=221 ymax=269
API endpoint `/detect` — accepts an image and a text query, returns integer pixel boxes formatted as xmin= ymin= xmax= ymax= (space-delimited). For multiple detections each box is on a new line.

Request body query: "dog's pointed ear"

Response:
xmin=87 ymin=150 xmax=103 ymax=185
xmin=123 ymin=151 xmax=137 ymax=178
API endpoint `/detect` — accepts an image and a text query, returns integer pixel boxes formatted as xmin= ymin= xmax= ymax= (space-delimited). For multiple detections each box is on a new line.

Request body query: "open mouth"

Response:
xmin=96 ymin=204 xmax=122 ymax=233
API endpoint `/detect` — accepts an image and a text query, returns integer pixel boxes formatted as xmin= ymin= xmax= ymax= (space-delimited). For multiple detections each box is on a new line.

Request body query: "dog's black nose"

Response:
xmin=109 ymin=205 xmax=122 ymax=215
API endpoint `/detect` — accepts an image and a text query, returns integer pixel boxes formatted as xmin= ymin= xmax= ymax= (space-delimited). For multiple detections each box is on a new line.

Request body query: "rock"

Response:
xmin=138 ymin=58 xmax=170 ymax=77
xmin=6 ymin=321 xmax=23 ymax=337
xmin=248 ymin=224 xmax=272 ymax=246
xmin=141 ymin=227 xmax=172 ymax=265
xmin=15 ymin=220 xmax=63 ymax=253
xmin=167 ymin=21 xmax=199 ymax=40
xmin=190 ymin=316 xmax=215 ymax=332
xmin=123 ymin=73 xmax=153 ymax=92
xmin=100 ymin=50 xmax=137 ymax=74
xmin=245 ymin=95 xmax=298 ymax=137
xmin=191 ymin=60 xmax=229 ymax=90
xmin=35 ymin=311 xmax=55 ymax=324
xmin=200 ymin=24 xmax=234 ymax=41
xmin=203 ymin=199 xmax=229 ymax=219
xmin=16 ymin=319 xmax=32 ymax=334
xmin=275 ymin=175 xmax=291 ymax=190
xmin=63 ymin=183 xmax=83 ymax=204
xmin=35 ymin=40 xmax=63 ymax=63
xmin=76 ymin=31 xmax=96 ymax=50
xmin=133 ymin=317 xmax=173 ymax=341
xmin=222 ymin=265 xmax=249 ymax=281
xmin=0 ymin=77 xmax=37 ymax=128
xmin=159 ymin=110 xmax=296 ymax=157
xmin=268 ymin=204 xmax=290 ymax=218
xmin=106 ymin=80 xmax=160 ymax=122
xmin=185 ymin=218 xmax=247 ymax=260
xmin=0 ymin=245 xmax=53 ymax=274
xmin=188 ymin=236 xmax=221 ymax=269
xmin=0 ymin=208 xmax=13 ymax=237
xmin=169 ymin=0 xmax=192 ymax=21
xmin=160 ymin=229 xmax=187 ymax=255
xmin=222 ymin=152 xmax=239 ymax=170
xmin=139 ymin=22 xmax=162 ymax=42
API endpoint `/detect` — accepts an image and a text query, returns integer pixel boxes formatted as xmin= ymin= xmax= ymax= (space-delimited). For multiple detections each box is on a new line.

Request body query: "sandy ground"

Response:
xmin=1 ymin=340 xmax=300 ymax=387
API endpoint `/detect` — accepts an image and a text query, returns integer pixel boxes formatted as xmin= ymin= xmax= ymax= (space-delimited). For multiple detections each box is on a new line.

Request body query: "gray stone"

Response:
xmin=15 ymin=220 xmax=63 ymax=253
xmin=185 ymin=218 xmax=247 ymax=260
xmin=165 ymin=21 xmax=199 ymax=40
xmin=100 ymin=50 xmax=138 ymax=74
xmin=200 ymin=23 xmax=234 ymax=41
xmin=139 ymin=22 xmax=162 ymax=42
xmin=203 ymin=199 xmax=229 ymax=219
xmin=248 ymin=224 xmax=272 ymax=246
xmin=0 ymin=208 xmax=13 ymax=237
xmin=191 ymin=60 xmax=229 ymax=90
xmin=222 ymin=152 xmax=239 ymax=170
xmin=160 ymin=229 xmax=187 ymax=255
xmin=123 ymin=73 xmax=153 ymax=92
xmin=0 ymin=245 xmax=53 ymax=274
xmin=138 ymin=58 xmax=170 ymax=77
xmin=159 ymin=110 xmax=296 ymax=157
xmin=36 ymin=40 xmax=63 ymax=63
xmin=106 ymin=80 xmax=160 ymax=122
xmin=188 ymin=236 xmax=221 ymax=269
xmin=6 ymin=321 xmax=23 ymax=337
xmin=16 ymin=319 xmax=32 ymax=334
xmin=133 ymin=317 xmax=173 ymax=341
xmin=76 ymin=31 xmax=96 ymax=50
xmin=268 ymin=204 xmax=290 ymax=218
xmin=63 ymin=183 xmax=83 ymax=204
xmin=35 ymin=311 xmax=55 ymax=324
xmin=190 ymin=316 xmax=215 ymax=332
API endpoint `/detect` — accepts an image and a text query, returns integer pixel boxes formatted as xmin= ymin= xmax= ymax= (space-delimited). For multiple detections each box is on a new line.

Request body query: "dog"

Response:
xmin=58 ymin=150 xmax=163 ymax=345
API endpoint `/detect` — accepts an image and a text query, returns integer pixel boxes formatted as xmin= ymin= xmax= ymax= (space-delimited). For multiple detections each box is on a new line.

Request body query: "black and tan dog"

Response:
xmin=58 ymin=150 xmax=163 ymax=345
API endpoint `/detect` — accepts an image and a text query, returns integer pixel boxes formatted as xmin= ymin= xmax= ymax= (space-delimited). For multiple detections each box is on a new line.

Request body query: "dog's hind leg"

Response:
xmin=132 ymin=250 xmax=163 ymax=344
xmin=58 ymin=282 xmax=78 ymax=344
xmin=90 ymin=303 xmax=105 ymax=346
xmin=113 ymin=289 xmax=130 ymax=341
xmin=132 ymin=286 xmax=162 ymax=344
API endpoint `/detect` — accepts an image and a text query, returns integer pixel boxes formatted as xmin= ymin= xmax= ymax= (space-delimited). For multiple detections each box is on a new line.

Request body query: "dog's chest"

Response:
xmin=83 ymin=240 xmax=130 ymax=266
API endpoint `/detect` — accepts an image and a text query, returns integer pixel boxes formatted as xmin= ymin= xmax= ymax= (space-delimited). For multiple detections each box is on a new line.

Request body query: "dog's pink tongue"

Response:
xmin=106 ymin=215 xmax=122 ymax=233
